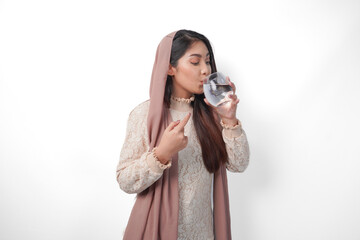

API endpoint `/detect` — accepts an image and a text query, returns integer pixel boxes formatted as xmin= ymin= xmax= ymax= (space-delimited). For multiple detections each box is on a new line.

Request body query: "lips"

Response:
xmin=201 ymin=77 xmax=208 ymax=84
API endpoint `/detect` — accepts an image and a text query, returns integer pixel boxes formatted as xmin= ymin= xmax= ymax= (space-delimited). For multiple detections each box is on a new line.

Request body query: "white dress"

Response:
xmin=116 ymin=96 xmax=250 ymax=240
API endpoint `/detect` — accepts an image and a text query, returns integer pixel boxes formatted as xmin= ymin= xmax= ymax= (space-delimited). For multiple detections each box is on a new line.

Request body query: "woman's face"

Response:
xmin=169 ymin=41 xmax=211 ymax=99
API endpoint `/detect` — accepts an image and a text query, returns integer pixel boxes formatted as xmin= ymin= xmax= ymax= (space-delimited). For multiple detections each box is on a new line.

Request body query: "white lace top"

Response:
xmin=116 ymin=96 xmax=250 ymax=240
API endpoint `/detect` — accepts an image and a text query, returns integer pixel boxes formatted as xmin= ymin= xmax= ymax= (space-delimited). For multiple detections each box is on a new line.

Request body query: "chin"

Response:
xmin=194 ymin=86 xmax=204 ymax=95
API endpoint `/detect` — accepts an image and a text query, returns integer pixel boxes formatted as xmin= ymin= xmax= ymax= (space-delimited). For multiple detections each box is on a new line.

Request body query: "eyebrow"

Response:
xmin=189 ymin=53 xmax=210 ymax=58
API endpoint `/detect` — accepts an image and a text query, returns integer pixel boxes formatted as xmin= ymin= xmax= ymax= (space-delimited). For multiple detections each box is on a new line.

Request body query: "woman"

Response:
xmin=116 ymin=29 xmax=250 ymax=240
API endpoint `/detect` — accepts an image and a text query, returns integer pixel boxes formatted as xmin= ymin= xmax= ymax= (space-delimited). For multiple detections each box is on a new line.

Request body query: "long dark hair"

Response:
xmin=164 ymin=29 xmax=228 ymax=173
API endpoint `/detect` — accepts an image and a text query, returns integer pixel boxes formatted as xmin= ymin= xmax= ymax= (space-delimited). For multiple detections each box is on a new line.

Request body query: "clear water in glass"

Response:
xmin=203 ymin=72 xmax=233 ymax=107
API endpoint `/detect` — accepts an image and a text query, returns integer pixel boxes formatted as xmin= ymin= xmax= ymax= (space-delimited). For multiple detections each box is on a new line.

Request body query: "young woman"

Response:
xmin=116 ymin=29 xmax=250 ymax=240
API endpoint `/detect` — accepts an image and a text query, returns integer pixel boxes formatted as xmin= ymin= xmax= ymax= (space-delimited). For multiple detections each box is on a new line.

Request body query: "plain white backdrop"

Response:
xmin=1 ymin=0 xmax=359 ymax=239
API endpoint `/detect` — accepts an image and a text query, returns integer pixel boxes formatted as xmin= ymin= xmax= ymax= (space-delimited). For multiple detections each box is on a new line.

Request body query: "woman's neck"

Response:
xmin=170 ymin=95 xmax=194 ymax=112
xmin=171 ymin=88 xmax=193 ymax=99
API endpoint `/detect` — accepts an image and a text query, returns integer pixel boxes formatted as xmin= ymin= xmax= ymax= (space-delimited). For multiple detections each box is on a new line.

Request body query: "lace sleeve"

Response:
xmin=116 ymin=101 xmax=171 ymax=194
xmin=221 ymin=119 xmax=250 ymax=172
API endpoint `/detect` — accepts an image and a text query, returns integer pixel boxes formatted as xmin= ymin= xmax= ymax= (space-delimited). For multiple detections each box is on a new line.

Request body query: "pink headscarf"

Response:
xmin=122 ymin=31 xmax=232 ymax=240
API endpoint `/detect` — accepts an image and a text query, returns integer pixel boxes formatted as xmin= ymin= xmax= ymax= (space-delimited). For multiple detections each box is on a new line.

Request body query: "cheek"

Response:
xmin=178 ymin=64 xmax=194 ymax=77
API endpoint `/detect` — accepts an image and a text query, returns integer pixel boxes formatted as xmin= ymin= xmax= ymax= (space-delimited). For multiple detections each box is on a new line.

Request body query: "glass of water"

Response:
xmin=203 ymin=72 xmax=233 ymax=107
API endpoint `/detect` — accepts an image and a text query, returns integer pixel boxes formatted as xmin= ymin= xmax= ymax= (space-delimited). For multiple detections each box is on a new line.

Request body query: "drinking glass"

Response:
xmin=203 ymin=72 xmax=233 ymax=107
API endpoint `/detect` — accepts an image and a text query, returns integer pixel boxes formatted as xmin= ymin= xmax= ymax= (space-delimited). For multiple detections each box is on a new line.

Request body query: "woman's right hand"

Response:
xmin=155 ymin=113 xmax=191 ymax=164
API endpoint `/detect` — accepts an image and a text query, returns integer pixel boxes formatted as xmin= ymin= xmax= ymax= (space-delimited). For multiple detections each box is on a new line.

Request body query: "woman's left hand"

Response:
xmin=204 ymin=76 xmax=239 ymax=126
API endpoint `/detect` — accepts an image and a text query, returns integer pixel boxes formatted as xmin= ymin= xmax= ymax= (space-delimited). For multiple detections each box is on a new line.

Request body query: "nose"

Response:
xmin=200 ymin=61 xmax=210 ymax=76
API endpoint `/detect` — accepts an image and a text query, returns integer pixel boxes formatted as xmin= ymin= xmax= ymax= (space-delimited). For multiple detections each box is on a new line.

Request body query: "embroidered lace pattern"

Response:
xmin=116 ymin=97 xmax=250 ymax=239
xmin=171 ymin=95 xmax=195 ymax=103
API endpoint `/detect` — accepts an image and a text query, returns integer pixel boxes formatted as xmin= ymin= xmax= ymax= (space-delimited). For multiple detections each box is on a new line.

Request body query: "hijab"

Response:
xmin=122 ymin=31 xmax=232 ymax=240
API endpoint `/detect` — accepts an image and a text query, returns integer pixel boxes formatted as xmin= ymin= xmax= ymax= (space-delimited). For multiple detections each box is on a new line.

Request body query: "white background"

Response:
xmin=1 ymin=0 xmax=359 ymax=239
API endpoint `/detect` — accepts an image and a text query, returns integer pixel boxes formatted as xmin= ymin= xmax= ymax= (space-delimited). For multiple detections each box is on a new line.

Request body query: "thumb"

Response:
xmin=204 ymin=98 xmax=215 ymax=109
xmin=204 ymin=98 xmax=211 ymax=106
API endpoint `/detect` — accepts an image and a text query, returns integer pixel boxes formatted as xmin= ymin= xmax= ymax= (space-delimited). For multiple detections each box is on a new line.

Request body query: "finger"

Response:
xmin=175 ymin=112 xmax=191 ymax=130
xmin=229 ymin=93 xmax=237 ymax=100
xmin=227 ymin=77 xmax=236 ymax=94
xmin=231 ymin=93 xmax=239 ymax=101
xmin=166 ymin=120 xmax=180 ymax=131
xmin=229 ymin=81 xmax=236 ymax=94
xmin=230 ymin=97 xmax=240 ymax=107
